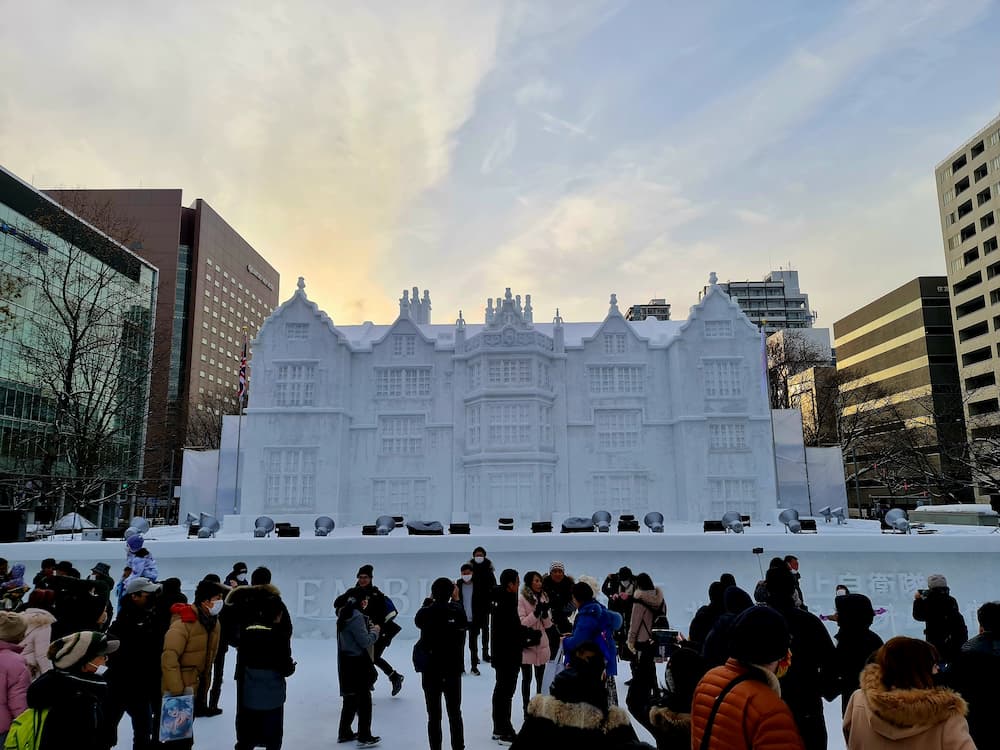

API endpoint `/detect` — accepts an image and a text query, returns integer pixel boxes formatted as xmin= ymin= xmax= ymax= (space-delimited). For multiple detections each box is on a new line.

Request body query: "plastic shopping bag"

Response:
xmin=159 ymin=692 xmax=194 ymax=743
xmin=540 ymin=644 xmax=566 ymax=696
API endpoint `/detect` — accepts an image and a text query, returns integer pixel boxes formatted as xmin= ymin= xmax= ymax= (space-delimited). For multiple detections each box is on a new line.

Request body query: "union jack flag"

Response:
xmin=237 ymin=333 xmax=248 ymax=404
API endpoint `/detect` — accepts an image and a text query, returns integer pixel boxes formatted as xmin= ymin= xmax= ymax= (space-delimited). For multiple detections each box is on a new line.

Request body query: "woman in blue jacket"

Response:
xmin=562 ymin=581 xmax=623 ymax=678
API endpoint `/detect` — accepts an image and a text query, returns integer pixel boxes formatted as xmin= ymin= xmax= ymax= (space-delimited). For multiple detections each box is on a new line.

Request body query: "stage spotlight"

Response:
xmin=561 ymin=517 xmax=595 ymax=534
xmin=130 ymin=517 xmax=150 ymax=534
xmin=778 ymin=508 xmax=801 ymax=534
xmin=198 ymin=513 xmax=220 ymax=538
xmin=498 ymin=517 xmax=514 ymax=531
xmin=592 ymin=511 xmax=612 ymax=533
xmin=314 ymin=516 xmax=335 ymax=536
xmin=885 ymin=508 xmax=910 ymax=534
xmin=406 ymin=520 xmax=444 ymax=536
xmin=254 ymin=516 xmax=275 ymax=538
xmin=531 ymin=521 xmax=553 ymax=534
xmin=832 ymin=507 xmax=846 ymax=525
xmin=721 ymin=511 xmax=745 ymax=534
xmin=617 ymin=513 xmax=640 ymax=532
xmin=197 ymin=527 xmax=213 ymax=539
xmin=818 ymin=506 xmax=832 ymax=523
xmin=643 ymin=512 xmax=664 ymax=533
xmin=375 ymin=515 xmax=396 ymax=536
xmin=184 ymin=513 xmax=198 ymax=527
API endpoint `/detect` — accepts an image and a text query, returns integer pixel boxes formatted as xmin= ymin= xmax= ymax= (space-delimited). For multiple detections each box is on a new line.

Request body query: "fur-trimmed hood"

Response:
xmin=648 ymin=704 xmax=690 ymax=731
xmin=225 ymin=582 xmax=281 ymax=606
xmin=633 ymin=586 xmax=664 ymax=610
xmin=859 ymin=663 xmax=967 ymax=740
xmin=526 ymin=693 xmax=632 ymax=733
xmin=20 ymin=608 xmax=56 ymax=630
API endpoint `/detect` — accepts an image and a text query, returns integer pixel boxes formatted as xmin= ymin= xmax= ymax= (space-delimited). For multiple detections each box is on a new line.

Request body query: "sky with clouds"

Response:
xmin=2 ymin=0 xmax=998 ymax=328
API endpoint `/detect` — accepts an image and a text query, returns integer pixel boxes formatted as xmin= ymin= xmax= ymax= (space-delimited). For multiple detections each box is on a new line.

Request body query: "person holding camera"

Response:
xmin=518 ymin=571 xmax=553 ymax=713
xmin=912 ymin=574 xmax=968 ymax=666
xmin=625 ymin=572 xmax=665 ymax=730
xmin=336 ymin=592 xmax=380 ymax=747
xmin=490 ymin=568 xmax=522 ymax=745
xmin=415 ymin=578 xmax=467 ymax=750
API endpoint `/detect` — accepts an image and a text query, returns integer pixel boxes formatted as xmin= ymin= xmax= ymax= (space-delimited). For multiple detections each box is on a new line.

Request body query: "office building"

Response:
xmin=45 ymin=189 xmax=279 ymax=510
xmin=700 ymin=270 xmax=815 ymax=334
xmin=0 ymin=167 xmax=157 ymax=517
xmin=625 ymin=298 xmax=671 ymax=321
xmin=833 ymin=277 xmax=967 ymax=501
xmin=228 ymin=275 xmax=779 ymax=525
xmin=935 ymin=114 xmax=1000 ymax=441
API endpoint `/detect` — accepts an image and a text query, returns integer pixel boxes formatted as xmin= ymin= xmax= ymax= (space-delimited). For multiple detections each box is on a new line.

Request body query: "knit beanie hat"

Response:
xmin=927 ymin=573 xmax=948 ymax=590
xmin=764 ymin=566 xmax=796 ymax=600
xmin=729 ymin=605 xmax=790 ymax=665
xmin=126 ymin=535 xmax=144 ymax=553
xmin=550 ymin=561 xmax=565 ymax=573
xmin=49 ymin=631 xmax=119 ymax=670
xmin=357 ymin=564 xmax=374 ymax=578
xmin=0 ymin=612 xmax=26 ymax=643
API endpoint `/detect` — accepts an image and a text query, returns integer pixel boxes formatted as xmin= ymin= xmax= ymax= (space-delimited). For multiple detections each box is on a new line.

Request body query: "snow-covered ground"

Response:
xmin=111 ymin=636 xmax=849 ymax=750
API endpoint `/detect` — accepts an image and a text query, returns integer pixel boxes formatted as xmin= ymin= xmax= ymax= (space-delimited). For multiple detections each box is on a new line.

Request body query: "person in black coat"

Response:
xmin=700 ymin=586 xmax=753 ymax=669
xmin=107 ymin=577 xmax=166 ymax=750
xmin=207 ymin=562 xmax=251 ymax=715
xmin=28 ymin=631 xmax=118 ymax=750
xmin=415 ymin=577 xmax=467 ymax=750
xmin=912 ymin=573 xmax=968 ymax=665
xmin=764 ymin=566 xmax=837 ymax=750
xmin=942 ymin=600 xmax=1000 ymax=749
xmin=46 ymin=575 xmax=109 ymax=640
xmin=334 ymin=564 xmax=403 ymax=696
xmin=832 ymin=593 xmax=882 ymax=713
xmin=542 ymin=562 xmax=575 ymax=654
xmin=687 ymin=581 xmax=725 ymax=650
xmin=490 ymin=568 xmax=521 ymax=744
xmin=232 ymin=584 xmax=295 ymax=750
xmin=648 ymin=644 xmax=707 ymax=750
xmin=469 ymin=547 xmax=497 ymax=663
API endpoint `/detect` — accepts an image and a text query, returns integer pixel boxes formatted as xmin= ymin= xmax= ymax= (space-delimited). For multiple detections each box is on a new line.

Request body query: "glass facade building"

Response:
xmin=0 ymin=167 xmax=157 ymax=515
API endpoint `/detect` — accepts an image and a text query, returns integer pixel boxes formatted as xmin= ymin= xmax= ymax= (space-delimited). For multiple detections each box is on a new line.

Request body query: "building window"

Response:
xmin=703 ymin=360 xmax=743 ymax=398
xmin=264 ymin=448 xmax=317 ymax=509
xmin=487 ymin=402 xmax=532 ymax=446
xmin=372 ymin=478 xmax=428 ymax=515
xmin=468 ymin=362 xmax=481 ymax=390
xmin=603 ymin=333 xmax=627 ymax=354
xmin=375 ymin=367 xmax=431 ymax=397
xmin=589 ymin=366 xmax=644 ymax=394
xmin=592 ymin=473 xmax=648 ymax=513
xmin=487 ymin=358 xmax=532 ymax=386
xmin=467 ymin=405 xmax=480 ymax=447
xmin=274 ymin=363 xmax=316 ymax=406
xmin=487 ymin=471 xmax=533 ymax=513
xmin=378 ymin=415 xmax=425 ymax=455
xmin=704 ymin=320 xmax=734 ymax=338
xmin=595 ymin=410 xmax=641 ymax=450
xmin=392 ymin=334 xmax=417 ymax=357
xmin=285 ymin=323 xmax=309 ymax=341
xmin=708 ymin=479 xmax=757 ymax=517
xmin=982 ymin=212 xmax=996 ymax=231
xmin=710 ymin=422 xmax=747 ymax=450
xmin=540 ymin=405 xmax=553 ymax=446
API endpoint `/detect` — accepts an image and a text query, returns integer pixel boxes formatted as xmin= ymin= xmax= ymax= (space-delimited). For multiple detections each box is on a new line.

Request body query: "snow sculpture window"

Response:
xmin=540 ymin=405 xmax=553 ymax=446
xmin=708 ymin=478 xmax=757 ymax=517
xmin=285 ymin=323 xmax=309 ymax=341
xmin=378 ymin=415 xmax=425 ymax=455
xmin=603 ymin=333 xmax=627 ymax=354
xmin=274 ymin=363 xmax=316 ymax=406
xmin=372 ymin=478 xmax=428 ymax=515
xmin=487 ymin=358 xmax=532 ymax=386
xmin=467 ymin=405 xmax=480 ymax=447
xmin=487 ymin=402 xmax=533 ymax=446
xmin=375 ymin=367 xmax=431 ymax=398
xmin=592 ymin=473 xmax=647 ymax=512
xmin=468 ymin=362 xmax=481 ymax=390
xmin=488 ymin=471 xmax=533 ymax=512
xmin=264 ymin=448 xmax=317 ymax=509
xmin=589 ymin=366 xmax=644 ymax=394
xmin=595 ymin=410 xmax=641 ymax=450
xmin=709 ymin=422 xmax=747 ymax=450
xmin=704 ymin=320 xmax=733 ymax=338
xmin=392 ymin=334 xmax=417 ymax=357
xmin=703 ymin=359 xmax=743 ymax=398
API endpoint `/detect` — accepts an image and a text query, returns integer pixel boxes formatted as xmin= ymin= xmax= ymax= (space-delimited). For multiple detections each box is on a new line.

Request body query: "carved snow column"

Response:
xmin=524 ymin=295 xmax=533 ymax=324
xmin=485 ymin=298 xmax=494 ymax=324
xmin=553 ymin=308 xmax=565 ymax=353
xmin=399 ymin=289 xmax=411 ymax=319
xmin=422 ymin=289 xmax=432 ymax=324
xmin=454 ymin=310 xmax=466 ymax=349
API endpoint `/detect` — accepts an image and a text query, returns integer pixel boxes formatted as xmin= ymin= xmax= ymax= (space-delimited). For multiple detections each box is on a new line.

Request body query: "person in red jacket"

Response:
xmin=690 ymin=605 xmax=804 ymax=750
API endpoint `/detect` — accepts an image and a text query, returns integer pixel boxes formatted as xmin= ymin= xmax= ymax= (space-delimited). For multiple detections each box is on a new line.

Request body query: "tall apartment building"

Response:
xmin=833 ymin=277 xmax=968 ymax=502
xmin=625 ymin=298 xmax=671 ymax=321
xmin=699 ymin=270 xmax=814 ymax=334
xmin=935 ymin=115 xmax=1000 ymax=443
xmin=0 ymin=167 xmax=157 ymax=520
xmin=45 ymin=189 xmax=279 ymax=511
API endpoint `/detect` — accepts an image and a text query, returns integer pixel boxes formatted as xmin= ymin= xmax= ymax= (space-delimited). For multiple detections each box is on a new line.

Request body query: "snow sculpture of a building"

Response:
xmin=235 ymin=275 xmax=778 ymax=525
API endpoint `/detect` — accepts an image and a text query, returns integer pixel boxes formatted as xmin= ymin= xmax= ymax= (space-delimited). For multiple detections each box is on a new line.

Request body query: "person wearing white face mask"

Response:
xmin=24 ymin=630 xmax=119 ymax=750
xmin=468 ymin=547 xmax=497 ymax=665
xmin=161 ymin=579 xmax=229 ymax=750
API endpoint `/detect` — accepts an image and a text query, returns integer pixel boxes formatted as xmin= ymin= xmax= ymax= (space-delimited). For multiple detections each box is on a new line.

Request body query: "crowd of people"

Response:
xmin=0 ymin=541 xmax=993 ymax=750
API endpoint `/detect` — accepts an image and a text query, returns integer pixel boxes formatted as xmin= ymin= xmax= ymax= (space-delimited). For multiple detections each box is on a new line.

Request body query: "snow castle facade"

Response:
xmin=234 ymin=275 xmax=778 ymax=526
